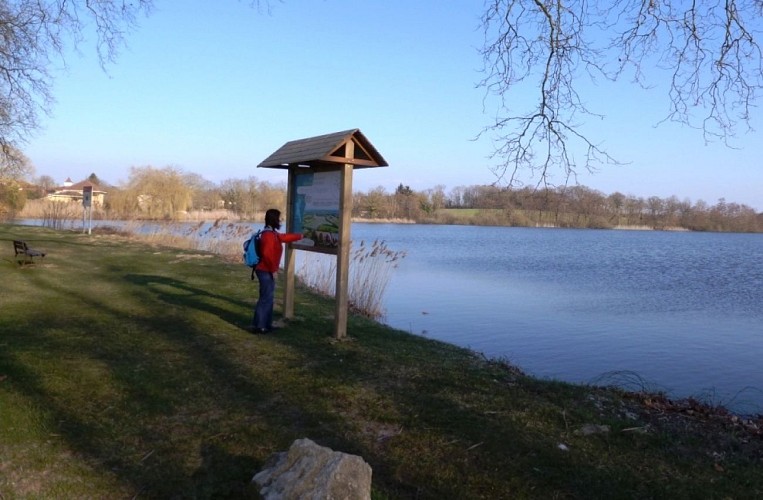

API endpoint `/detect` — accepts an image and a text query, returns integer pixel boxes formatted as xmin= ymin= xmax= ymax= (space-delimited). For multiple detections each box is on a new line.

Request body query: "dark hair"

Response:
xmin=265 ymin=209 xmax=281 ymax=229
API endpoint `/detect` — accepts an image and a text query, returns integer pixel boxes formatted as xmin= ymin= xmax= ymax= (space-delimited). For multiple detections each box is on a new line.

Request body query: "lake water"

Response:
xmin=351 ymin=224 xmax=763 ymax=415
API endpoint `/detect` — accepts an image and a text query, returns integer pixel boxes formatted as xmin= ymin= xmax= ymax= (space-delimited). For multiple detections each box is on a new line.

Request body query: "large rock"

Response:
xmin=252 ymin=438 xmax=372 ymax=500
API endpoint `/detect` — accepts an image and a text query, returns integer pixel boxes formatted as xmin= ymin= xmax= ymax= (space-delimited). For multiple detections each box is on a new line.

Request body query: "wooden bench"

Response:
xmin=13 ymin=240 xmax=46 ymax=265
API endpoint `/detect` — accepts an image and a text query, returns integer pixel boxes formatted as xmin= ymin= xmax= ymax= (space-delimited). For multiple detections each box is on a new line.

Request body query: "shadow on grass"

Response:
xmin=253 ymin=319 xmax=660 ymax=498
xmin=123 ymin=273 xmax=252 ymax=328
xmin=1 ymin=267 xmax=311 ymax=496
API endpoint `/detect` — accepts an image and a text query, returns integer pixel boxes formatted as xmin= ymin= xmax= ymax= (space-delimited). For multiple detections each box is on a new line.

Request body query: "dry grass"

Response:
xmin=87 ymin=220 xmax=405 ymax=319
xmin=19 ymin=199 xmax=86 ymax=230
xmin=296 ymin=240 xmax=406 ymax=319
xmin=119 ymin=219 xmax=250 ymax=257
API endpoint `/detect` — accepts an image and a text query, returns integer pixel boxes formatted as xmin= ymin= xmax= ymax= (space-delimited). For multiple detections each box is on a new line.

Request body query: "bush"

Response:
xmin=0 ymin=181 xmax=26 ymax=219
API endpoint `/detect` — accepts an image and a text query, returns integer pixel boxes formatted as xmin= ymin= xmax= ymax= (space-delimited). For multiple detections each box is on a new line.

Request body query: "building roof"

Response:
xmin=56 ymin=179 xmax=107 ymax=193
xmin=257 ymin=129 xmax=388 ymax=169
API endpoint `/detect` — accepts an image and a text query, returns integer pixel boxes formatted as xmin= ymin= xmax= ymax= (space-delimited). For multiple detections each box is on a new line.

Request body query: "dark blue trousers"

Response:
xmin=253 ymin=270 xmax=275 ymax=330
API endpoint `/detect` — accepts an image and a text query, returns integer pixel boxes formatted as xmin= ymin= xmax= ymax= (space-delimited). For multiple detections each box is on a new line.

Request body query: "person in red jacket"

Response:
xmin=251 ymin=208 xmax=303 ymax=333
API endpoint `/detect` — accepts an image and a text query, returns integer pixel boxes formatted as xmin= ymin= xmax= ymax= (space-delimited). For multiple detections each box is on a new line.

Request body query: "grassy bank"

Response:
xmin=1 ymin=224 xmax=761 ymax=498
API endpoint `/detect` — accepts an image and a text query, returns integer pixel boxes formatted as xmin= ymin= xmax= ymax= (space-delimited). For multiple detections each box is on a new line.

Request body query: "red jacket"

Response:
xmin=255 ymin=228 xmax=303 ymax=273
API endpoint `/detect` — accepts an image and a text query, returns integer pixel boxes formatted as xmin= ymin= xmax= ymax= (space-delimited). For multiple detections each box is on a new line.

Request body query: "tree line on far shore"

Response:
xmin=358 ymin=183 xmax=762 ymax=233
xmin=7 ymin=166 xmax=762 ymax=233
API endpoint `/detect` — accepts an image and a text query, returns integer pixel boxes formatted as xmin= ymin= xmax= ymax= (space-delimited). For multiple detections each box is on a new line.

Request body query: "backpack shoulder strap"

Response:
xmin=249 ymin=229 xmax=263 ymax=281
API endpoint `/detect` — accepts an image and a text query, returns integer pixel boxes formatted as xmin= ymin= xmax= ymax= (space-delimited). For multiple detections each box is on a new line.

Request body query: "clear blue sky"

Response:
xmin=24 ymin=0 xmax=763 ymax=210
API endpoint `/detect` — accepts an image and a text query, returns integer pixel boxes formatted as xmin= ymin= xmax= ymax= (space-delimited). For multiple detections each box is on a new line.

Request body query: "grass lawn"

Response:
xmin=1 ymin=224 xmax=761 ymax=498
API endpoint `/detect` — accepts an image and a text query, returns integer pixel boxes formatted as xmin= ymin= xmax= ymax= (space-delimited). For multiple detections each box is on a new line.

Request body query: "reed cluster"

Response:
xmin=96 ymin=220 xmax=405 ymax=318
xmin=22 ymin=199 xmax=88 ymax=230
xmin=118 ymin=219 xmax=249 ymax=257
xmin=297 ymin=239 xmax=406 ymax=319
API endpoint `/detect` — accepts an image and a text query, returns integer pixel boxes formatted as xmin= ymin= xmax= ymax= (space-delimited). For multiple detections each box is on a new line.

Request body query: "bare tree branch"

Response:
xmin=480 ymin=0 xmax=763 ymax=185
xmin=0 ymin=0 xmax=153 ymax=169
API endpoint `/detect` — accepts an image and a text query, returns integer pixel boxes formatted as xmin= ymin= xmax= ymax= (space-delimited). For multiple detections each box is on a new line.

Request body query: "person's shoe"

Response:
xmin=249 ymin=326 xmax=268 ymax=334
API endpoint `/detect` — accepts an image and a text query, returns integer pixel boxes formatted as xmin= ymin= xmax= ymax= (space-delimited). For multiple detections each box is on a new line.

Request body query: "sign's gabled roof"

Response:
xmin=257 ymin=129 xmax=388 ymax=169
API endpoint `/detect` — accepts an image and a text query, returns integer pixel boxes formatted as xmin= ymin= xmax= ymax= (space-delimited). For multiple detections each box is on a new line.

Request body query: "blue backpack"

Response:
xmin=243 ymin=229 xmax=268 ymax=279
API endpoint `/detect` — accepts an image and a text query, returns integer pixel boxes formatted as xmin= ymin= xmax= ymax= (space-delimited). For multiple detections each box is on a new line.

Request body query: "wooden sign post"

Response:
xmin=258 ymin=129 xmax=388 ymax=339
xmin=82 ymin=185 xmax=93 ymax=235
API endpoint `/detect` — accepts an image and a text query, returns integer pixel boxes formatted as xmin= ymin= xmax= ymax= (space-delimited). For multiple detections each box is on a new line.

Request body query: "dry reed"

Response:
xmin=103 ymin=220 xmax=405 ymax=318
xmin=120 ymin=219 xmax=250 ymax=258
xmin=297 ymin=239 xmax=406 ymax=319
xmin=20 ymin=199 xmax=85 ymax=230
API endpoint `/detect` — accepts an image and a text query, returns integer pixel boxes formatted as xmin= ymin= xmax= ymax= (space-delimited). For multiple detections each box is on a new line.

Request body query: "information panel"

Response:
xmin=291 ymin=170 xmax=341 ymax=253
xmin=82 ymin=186 xmax=93 ymax=208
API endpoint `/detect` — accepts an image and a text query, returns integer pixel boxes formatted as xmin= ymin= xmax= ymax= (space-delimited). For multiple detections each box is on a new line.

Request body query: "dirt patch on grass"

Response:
xmin=590 ymin=388 xmax=763 ymax=466
xmin=626 ymin=392 xmax=763 ymax=459
xmin=169 ymin=254 xmax=214 ymax=263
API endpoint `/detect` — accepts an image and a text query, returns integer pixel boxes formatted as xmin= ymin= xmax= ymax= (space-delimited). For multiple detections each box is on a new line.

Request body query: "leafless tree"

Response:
xmin=479 ymin=0 xmax=763 ymax=185
xmin=1 ymin=1 xmax=278 ymax=167
xmin=0 ymin=1 xmax=155 ymax=166
xmin=36 ymin=174 xmax=56 ymax=192
xmin=0 ymin=144 xmax=32 ymax=180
